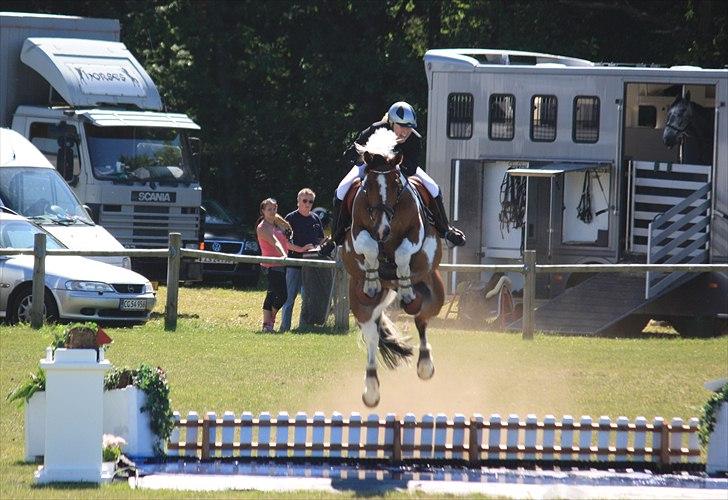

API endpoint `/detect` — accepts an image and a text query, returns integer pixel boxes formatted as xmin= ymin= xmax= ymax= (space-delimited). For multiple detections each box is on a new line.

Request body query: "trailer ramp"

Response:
xmin=508 ymin=273 xmax=650 ymax=335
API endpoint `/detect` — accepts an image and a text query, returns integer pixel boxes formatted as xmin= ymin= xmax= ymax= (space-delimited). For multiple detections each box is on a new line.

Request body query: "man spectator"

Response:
xmin=280 ymin=188 xmax=325 ymax=332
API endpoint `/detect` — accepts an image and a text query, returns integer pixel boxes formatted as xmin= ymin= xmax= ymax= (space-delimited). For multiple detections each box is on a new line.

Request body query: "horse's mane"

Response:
xmin=355 ymin=128 xmax=398 ymax=160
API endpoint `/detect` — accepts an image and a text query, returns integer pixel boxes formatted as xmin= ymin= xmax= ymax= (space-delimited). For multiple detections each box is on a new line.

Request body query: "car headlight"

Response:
xmin=245 ymin=240 xmax=260 ymax=252
xmin=143 ymin=282 xmax=154 ymax=294
xmin=65 ymin=281 xmax=115 ymax=292
xmin=122 ymin=257 xmax=132 ymax=269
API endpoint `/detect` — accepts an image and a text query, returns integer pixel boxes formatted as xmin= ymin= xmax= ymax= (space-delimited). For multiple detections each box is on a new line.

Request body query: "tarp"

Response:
xmin=21 ymin=37 xmax=162 ymax=110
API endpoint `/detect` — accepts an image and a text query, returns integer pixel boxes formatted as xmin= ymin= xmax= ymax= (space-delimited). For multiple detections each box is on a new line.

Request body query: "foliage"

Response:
xmin=102 ymin=434 xmax=126 ymax=462
xmin=5 ymin=366 xmax=46 ymax=408
xmin=2 ymin=1 xmax=724 ymax=225
xmin=104 ymin=364 xmax=174 ymax=456
xmin=699 ymin=382 xmax=728 ymax=447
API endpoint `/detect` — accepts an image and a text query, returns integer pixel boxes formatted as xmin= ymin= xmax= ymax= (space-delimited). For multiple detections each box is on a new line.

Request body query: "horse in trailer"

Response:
xmin=662 ymin=91 xmax=715 ymax=165
xmin=341 ymin=128 xmax=445 ymax=407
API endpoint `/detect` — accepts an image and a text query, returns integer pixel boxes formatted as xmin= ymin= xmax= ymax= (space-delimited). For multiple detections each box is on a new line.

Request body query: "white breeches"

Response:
xmin=336 ymin=165 xmax=440 ymax=200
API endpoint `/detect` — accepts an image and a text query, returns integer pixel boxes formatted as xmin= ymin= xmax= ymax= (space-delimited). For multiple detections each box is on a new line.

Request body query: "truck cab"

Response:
xmin=1 ymin=13 xmax=203 ymax=280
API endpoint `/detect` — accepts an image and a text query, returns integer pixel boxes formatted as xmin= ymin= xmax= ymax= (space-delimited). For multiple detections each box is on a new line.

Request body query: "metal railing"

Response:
xmin=2 ymin=233 xmax=727 ymax=338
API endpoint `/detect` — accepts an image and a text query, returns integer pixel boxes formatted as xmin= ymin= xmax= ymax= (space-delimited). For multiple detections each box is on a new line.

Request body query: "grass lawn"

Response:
xmin=1 ymin=284 xmax=726 ymax=498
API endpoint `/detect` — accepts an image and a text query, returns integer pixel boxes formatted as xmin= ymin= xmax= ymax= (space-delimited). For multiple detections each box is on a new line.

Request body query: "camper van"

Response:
xmin=0 ymin=127 xmax=130 ymax=269
xmin=424 ymin=49 xmax=727 ymax=336
xmin=0 ymin=12 xmax=203 ymax=280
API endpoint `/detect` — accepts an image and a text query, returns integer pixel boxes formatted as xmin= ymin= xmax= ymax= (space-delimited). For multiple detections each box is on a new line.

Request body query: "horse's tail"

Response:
xmin=376 ymin=311 xmax=413 ymax=369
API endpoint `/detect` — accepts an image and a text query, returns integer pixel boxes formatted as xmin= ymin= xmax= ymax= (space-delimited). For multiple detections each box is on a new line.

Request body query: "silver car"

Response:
xmin=0 ymin=212 xmax=156 ymax=324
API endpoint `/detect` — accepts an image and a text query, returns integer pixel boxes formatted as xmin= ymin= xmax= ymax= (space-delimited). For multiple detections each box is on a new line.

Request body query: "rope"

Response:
xmin=498 ymin=171 xmax=526 ymax=238
xmin=577 ymin=171 xmax=593 ymax=224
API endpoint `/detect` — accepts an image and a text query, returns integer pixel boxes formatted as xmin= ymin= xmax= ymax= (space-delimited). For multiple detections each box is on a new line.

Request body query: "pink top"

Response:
xmin=257 ymin=221 xmax=289 ymax=268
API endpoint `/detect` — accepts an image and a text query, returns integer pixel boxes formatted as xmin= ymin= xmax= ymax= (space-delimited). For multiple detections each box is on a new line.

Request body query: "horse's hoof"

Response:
xmin=417 ymin=352 xmax=435 ymax=380
xmin=401 ymin=293 xmax=423 ymax=315
xmin=362 ymin=389 xmax=380 ymax=407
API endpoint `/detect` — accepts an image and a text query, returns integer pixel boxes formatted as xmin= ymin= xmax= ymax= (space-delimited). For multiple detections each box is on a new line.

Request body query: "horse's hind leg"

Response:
xmin=360 ymin=317 xmax=380 ymax=407
xmin=415 ymin=315 xmax=435 ymax=380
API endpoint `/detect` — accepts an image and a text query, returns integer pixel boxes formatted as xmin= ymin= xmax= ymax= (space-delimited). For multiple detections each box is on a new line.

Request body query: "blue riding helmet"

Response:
xmin=387 ymin=101 xmax=417 ymax=128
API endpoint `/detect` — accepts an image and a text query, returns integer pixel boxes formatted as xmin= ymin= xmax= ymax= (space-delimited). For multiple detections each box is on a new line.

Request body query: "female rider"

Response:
xmin=320 ymin=101 xmax=465 ymax=256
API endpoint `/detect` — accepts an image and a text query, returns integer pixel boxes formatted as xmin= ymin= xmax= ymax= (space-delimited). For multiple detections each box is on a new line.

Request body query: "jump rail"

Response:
xmin=4 ymin=233 xmax=727 ymax=336
xmin=167 ymin=411 xmax=701 ymax=471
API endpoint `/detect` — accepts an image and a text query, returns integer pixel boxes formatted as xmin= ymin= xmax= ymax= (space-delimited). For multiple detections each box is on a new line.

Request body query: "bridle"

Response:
xmin=361 ymin=167 xmax=405 ymax=224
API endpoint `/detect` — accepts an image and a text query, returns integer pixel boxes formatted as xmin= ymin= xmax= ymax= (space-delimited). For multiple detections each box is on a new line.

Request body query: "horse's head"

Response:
xmin=663 ymin=91 xmax=696 ymax=148
xmin=355 ymin=129 xmax=404 ymax=242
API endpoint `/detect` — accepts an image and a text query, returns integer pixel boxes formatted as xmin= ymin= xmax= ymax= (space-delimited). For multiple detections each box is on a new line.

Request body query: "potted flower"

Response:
xmin=101 ymin=434 xmax=126 ymax=480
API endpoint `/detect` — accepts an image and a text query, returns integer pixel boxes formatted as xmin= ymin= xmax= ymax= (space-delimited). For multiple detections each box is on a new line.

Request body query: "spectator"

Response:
xmin=255 ymin=198 xmax=294 ymax=332
xmin=280 ymin=188 xmax=325 ymax=332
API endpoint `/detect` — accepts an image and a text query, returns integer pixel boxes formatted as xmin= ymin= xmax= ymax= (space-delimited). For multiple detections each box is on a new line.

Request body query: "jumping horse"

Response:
xmin=662 ymin=91 xmax=714 ymax=165
xmin=341 ymin=128 xmax=445 ymax=407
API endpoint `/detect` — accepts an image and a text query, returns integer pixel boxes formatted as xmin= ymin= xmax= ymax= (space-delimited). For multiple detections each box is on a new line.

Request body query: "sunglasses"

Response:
xmin=300 ymin=199 xmax=314 ymax=204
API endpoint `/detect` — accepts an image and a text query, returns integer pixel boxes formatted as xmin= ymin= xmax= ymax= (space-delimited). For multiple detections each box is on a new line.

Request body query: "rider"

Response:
xmin=319 ymin=101 xmax=466 ymax=256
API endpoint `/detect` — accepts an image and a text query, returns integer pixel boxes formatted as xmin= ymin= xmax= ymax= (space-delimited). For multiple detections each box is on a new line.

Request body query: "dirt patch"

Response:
xmin=305 ymin=325 xmax=576 ymax=418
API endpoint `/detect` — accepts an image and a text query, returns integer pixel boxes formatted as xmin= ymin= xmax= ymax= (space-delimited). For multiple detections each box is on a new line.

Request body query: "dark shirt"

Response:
xmin=285 ymin=210 xmax=324 ymax=265
xmin=342 ymin=120 xmax=422 ymax=176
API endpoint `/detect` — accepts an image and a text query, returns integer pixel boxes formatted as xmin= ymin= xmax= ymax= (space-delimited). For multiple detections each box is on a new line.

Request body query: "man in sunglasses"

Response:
xmin=280 ymin=188 xmax=325 ymax=332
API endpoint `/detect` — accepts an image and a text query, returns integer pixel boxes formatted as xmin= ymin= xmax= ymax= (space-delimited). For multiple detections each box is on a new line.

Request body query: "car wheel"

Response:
xmin=8 ymin=285 xmax=59 ymax=325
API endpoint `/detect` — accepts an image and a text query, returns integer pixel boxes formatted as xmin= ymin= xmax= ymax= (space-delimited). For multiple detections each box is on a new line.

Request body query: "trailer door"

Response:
xmin=450 ymin=159 xmax=484 ymax=288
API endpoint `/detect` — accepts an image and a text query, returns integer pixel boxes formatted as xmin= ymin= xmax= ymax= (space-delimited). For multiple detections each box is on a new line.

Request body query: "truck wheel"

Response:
xmin=670 ymin=317 xmax=720 ymax=338
xmin=8 ymin=285 xmax=59 ymax=324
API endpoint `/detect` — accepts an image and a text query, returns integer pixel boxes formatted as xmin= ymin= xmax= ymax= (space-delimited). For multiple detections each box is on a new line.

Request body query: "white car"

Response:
xmin=0 ymin=211 xmax=155 ymax=324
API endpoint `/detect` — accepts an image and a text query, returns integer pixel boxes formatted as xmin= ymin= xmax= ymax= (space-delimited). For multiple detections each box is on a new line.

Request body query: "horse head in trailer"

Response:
xmin=662 ymin=91 xmax=714 ymax=165
xmin=341 ymin=128 xmax=445 ymax=408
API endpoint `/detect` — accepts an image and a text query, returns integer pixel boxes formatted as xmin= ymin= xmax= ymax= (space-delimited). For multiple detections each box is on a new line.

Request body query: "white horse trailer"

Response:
xmin=424 ymin=49 xmax=727 ymax=336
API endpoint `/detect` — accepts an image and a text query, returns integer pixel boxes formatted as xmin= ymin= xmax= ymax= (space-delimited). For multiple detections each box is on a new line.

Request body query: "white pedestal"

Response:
xmin=104 ymin=386 xmax=155 ymax=457
xmin=35 ymin=348 xmax=111 ymax=484
xmin=706 ymin=402 xmax=728 ymax=475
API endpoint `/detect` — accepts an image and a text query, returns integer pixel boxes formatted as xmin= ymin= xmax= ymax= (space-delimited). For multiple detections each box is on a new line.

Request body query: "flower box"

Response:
xmin=25 ymin=386 xmax=155 ymax=461
xmin=706 ymin=401 xmax=728 ymax=475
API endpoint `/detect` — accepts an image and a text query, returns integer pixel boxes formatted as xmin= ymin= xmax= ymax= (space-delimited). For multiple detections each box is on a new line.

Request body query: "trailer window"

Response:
xmin=29 ymin=122 xmax=81 ymax=183
xmin=447 ymin=93 xmax=473 ymax=139
xmin=530 ymin=95 xmax=557 ymax=142
xmin=573 ymin=96 xmax=600 ymax=143
xmin=488 ymin=94 xmax=515 ymax=141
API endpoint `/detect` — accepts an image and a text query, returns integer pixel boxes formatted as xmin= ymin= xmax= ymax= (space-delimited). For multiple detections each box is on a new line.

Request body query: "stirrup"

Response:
xmin=444 ymin=228 xmax=466 ymax=247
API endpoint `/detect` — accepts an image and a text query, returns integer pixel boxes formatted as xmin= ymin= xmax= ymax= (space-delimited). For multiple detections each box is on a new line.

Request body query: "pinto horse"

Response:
xmin=662 ymin=91 xmax=714 ymax=165
xmin=341 ymin=129 xmax=445 ymax=407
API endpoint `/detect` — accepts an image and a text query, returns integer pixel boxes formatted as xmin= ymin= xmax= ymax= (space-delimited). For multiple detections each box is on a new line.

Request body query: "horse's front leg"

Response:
xmin=394 ymin=239 xmax=419 ymax=305
xmin=414 ymin=316 xmax=435 ymax=380
xmin=352 ymin=229 xmax=381 ymax=298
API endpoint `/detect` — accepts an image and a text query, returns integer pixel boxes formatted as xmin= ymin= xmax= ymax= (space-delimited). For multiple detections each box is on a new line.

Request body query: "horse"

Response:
xmin=662 ymin=91 xmax=715 ymax=165
xmin=341 ymin=128 xmax=445 ymax=408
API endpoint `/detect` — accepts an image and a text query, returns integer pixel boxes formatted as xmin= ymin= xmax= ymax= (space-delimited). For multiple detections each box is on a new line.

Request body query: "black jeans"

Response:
xmin=263 ymin=267 xmax=287 ymax=311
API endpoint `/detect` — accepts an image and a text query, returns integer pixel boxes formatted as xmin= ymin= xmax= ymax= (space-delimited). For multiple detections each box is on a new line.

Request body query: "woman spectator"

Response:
xmin=255 ymin=198 xmax=313 ymax=332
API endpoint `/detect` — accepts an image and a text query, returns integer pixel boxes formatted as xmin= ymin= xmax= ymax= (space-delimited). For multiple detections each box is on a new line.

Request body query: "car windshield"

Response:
xmin=203 ymin=199 xmax=236 ymax=224
xmin=85 ymin=124 xmax=196 ymax=183
xmin=0 ymin=218 xmax=65 ymax=249
xmin=0 ymin=167 xmax=94 ymax=225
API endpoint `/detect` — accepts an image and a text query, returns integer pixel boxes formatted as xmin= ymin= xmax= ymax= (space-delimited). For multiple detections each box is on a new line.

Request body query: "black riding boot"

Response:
xmin=430 ymin=194 xmax=466 ymax=246
xmin=319 ymin=197 xmax=350 ymax=257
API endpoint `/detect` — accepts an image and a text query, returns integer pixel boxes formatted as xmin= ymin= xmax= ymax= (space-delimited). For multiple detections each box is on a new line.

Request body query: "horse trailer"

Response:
xmin=423 ymin=49 xmax=727 ymax=336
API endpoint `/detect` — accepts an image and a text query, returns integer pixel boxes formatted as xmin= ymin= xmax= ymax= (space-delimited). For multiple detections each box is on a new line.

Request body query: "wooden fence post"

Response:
xmin=522 ymin=250 xmax=536 ymax=340
xmin=31 ymin=233 xmax=46 ymax=329
xmin=165 ymin=232 xmax=181 ymax=331
xmin=333 ymin=252 xmax=349 ymax=331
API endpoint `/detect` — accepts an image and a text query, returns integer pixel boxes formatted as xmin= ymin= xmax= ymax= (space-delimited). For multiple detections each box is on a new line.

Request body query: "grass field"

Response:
xmin=1 ymin=284 xmax=726 ymax=498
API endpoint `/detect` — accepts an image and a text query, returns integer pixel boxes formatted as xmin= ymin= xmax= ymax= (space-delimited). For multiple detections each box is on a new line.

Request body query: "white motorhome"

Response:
xmin=0 ymin=12 xmax=203 ymax=279
xmin=424 ymin=49 xmax=727 ymax=336
xmin=0 ymin=127 xmax=129 ymax=269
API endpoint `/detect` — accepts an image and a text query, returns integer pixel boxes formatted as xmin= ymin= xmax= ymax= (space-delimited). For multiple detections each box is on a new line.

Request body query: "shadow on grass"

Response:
xmin=149 ymin=312 xmax=200 ymax=320
xmin=31 ymin=482 xmax=100 ymax=490
xmin=284 ymin=324 xmax=349 ymax=336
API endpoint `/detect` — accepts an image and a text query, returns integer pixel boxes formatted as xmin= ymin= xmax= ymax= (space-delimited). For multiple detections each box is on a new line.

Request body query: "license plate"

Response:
xmin=201 ymin=257 xmax=229 ymax=264
xmin=120 ymin=299 xmax=147 ymax=310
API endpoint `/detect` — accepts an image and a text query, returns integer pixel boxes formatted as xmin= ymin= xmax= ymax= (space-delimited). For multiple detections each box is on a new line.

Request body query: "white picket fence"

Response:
xmin=167 ymin=411 xmax=701 ymax=468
